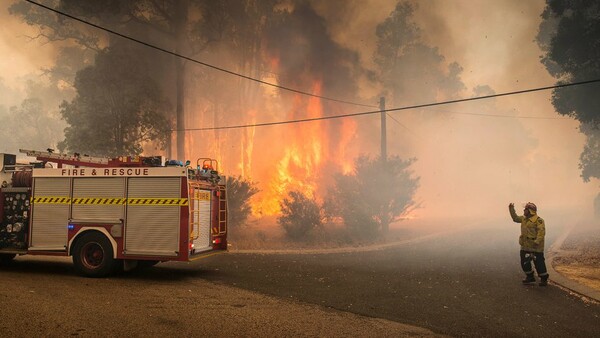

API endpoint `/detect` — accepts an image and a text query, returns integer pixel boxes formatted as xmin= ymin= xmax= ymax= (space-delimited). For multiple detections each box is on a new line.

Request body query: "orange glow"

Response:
xmin=248 ymin=79 xmax=359 ymax=215
xmin=238 ymin=110 xmax=256 ymax=177
xmin=252 ymin=81 xmax=325 ymax=215
xmin=185 ymin=130 xmax=193 ymax=163
xmin=182 ymin=58 xmax=359 ymax=217
xmin=336 ymin=118 xmax=357 ymax=175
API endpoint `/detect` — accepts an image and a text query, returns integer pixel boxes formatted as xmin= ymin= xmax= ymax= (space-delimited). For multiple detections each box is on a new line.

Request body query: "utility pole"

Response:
xmin=380 ymin=96 xmax=387 ymax=162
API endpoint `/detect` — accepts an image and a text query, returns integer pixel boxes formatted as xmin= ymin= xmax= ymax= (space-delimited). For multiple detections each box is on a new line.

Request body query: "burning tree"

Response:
xmin=325 ymin=155 xmax=419 ymax=237
xmin=278 ymin=190 xmax=323 ymax=241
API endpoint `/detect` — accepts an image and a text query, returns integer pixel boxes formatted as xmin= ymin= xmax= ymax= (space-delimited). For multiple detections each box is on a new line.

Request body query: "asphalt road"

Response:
xmin=193 ymin=220 xmax=600 ymax=337
xmin=1 ymin=219 xmax=599 ymax=337
xmin=0 ymin=257 xmax=436 ymax=337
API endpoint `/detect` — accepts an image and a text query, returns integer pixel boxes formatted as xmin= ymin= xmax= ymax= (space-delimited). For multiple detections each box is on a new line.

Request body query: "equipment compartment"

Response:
xmin=0 ymin=188 xmax=31 ymax=250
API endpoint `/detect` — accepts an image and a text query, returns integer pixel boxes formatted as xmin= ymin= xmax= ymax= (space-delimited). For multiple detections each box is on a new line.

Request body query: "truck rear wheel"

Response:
xmin=72 ymin=232 xmax=115 ymax=277
xmin=0 ymin=254 xmax=16 ymax=264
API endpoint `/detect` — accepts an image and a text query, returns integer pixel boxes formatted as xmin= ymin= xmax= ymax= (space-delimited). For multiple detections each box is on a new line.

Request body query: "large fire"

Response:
xmin=183 ymin=64 xmax=357 ymax=217
xmin=253 ymin=80 xmax=359 ymax=215
xmin=252 ymin=81 xmax=326 ymax=215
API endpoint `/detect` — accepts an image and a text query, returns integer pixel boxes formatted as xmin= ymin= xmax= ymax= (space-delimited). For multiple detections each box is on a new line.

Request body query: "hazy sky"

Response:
xmin=412 ymin=1 xmax=591 ymax=218
xmin=0 ymin=1 xmax=56 ymax=94
xmin=0 ymin=0 xmax=595 ymax=220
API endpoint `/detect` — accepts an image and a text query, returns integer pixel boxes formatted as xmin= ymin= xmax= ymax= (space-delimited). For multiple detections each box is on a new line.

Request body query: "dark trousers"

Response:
xmin=520 ymin=250 xmax=548 ymax=277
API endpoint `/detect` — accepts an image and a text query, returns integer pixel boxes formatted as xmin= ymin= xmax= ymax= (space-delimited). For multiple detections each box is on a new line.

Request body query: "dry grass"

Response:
xmin=554 ymin=264 xmax=600 ymax=291
xmin=553 ymin=224 xmax=600 ymax=292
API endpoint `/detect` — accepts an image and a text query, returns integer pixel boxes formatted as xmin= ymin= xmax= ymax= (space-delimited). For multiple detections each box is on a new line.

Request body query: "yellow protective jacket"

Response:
xmin=509 ymin=205 xmax=545 ymax=252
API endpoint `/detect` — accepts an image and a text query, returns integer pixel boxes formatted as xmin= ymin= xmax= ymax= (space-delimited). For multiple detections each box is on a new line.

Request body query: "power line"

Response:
xmin=179 ymin=78 xmax=598 ymax=131
xmin=25 ymin=0 xmax=596 ymax=130
xmin=25 ymin=0 xmax=377 ymax=109
xmin=385 ymin=113 xmax=422 ymax=140
xmin=425 ymin=109 xmax=570 ymax=120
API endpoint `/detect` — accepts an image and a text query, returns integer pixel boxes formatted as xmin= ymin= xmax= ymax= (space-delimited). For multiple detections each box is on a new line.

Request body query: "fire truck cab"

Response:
xmin=0 ymin=150 xmax=227 ymax=277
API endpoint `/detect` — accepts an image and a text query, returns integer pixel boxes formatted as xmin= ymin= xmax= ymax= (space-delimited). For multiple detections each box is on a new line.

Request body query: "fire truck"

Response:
xmin=0 ymin=149 xmax=227 ymax=277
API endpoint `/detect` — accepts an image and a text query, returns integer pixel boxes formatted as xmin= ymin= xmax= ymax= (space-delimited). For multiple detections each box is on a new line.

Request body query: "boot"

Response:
xmin=522 ymin=273 xmax=536 ymax=284
xmin=539 ymin=275 xmax=549 ymax=287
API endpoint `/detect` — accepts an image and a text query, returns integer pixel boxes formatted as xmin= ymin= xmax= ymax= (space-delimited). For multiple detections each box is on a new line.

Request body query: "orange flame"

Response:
xmin=181 ymin=56 xmax=358 ymax=218
xmin=251 ymin=81 xmax=325 ymax=215
xmin=250 ymin=80 xmax=359 ymax=216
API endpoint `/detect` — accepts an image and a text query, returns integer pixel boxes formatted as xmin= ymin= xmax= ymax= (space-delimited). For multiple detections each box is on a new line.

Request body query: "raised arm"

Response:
xmin=509 ymin=203 xmax=523 ymax=223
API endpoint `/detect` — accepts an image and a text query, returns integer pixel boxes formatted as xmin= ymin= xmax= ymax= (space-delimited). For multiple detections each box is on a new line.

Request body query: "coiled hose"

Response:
xmin=12 ymin=171 xmax=33 ymax=187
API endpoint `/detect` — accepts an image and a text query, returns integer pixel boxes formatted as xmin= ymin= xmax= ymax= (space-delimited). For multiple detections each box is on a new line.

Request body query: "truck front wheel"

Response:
xmin=72 ymin=232 xmax=115 ymax=277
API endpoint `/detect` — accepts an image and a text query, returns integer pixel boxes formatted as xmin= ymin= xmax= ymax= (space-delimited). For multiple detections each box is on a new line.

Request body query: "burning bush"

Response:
xmin=226 ymin=176 xmax=259 ymax=228
xmin=278 ymin=190 xmax=323 ymax=241
xmin=325 ymin=155 xmax=419 ymax=238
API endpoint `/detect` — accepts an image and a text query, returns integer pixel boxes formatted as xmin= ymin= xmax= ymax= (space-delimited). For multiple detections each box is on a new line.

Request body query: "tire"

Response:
xmin=72 ymin=232 xmax=116 ymax=277
xmin=0 ymin=253 xmax=16 ymax=265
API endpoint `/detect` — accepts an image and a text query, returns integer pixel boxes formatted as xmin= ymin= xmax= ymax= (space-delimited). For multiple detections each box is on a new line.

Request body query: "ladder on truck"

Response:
xmin=21 ymin=149 xmax=109 ymax=167
xmin=20 ymin=149 xmax=162 ymax=168
xmin=218 ymin=185 xmax=227 ymax=235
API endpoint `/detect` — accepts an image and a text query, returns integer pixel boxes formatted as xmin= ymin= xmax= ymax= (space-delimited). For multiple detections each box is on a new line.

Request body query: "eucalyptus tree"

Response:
xmin=537 ymin=0 xmax=600 ymax=182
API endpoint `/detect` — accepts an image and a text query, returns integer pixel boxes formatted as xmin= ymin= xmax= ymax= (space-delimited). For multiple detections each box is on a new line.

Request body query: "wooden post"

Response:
xmin=380 ymin=97 xmax=387 ymax=162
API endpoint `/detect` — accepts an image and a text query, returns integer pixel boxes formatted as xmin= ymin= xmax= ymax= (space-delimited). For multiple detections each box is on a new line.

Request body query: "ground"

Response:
xmin=233 ymin=218 xmax=600 ymax=294
xmin=0 ymin=256 xmax=441 ymax=337
xmin=2 ymin=219 xmax=600 ymax=336
xmin=552 ymin=223 xmax=600 ymax=292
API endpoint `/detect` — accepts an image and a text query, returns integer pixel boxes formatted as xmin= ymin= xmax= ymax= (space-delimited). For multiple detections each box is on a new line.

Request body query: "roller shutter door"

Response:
xmin=191 ymin=189 xmax=211 ymax=250
xmin=72 ymin=177 xmax=125 ymax=220
xmin=125 ymin=177 xmax=181 ymax=256
xmin=30 ymin=177 xmax=70 ymax=250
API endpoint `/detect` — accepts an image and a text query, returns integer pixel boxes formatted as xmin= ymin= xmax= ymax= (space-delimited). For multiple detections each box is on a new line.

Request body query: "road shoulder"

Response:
xmin=547 ymin=224 xmax=600 ymax=302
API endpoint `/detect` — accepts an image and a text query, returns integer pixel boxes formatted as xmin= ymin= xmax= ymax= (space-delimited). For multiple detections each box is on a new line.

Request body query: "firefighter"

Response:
xmin=508 ymin=202 xmax=549 ymax=286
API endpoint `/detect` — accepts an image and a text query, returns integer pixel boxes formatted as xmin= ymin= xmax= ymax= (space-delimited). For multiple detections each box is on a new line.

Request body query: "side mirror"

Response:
xmin=185 ymin=160 xmax=191 ymax=167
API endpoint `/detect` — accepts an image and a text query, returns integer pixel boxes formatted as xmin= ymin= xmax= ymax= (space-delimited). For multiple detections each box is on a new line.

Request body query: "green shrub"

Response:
xmin=325 ymin=155 xmax=419 ymax=237
xmin=278 ymin=190 xmax=322 ymax=241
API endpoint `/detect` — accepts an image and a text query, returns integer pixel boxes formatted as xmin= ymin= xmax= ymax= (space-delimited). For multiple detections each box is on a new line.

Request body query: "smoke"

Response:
xmin=172 ymin=0 xmax=598 ymax=221
xmin=407 ymin=0 xmax=595 ymax=219
xmin=2 ymin=0 xmax=596 ymax=225
xmin=0 ymin=3 xmax=57 ymax=90
xmin=307 ymin=0 xmax=596 ymax=221
xmin=309 ymin=0 xmax=395 ymax=99
xmin=0 ymin=1 xmax=65 ymax=155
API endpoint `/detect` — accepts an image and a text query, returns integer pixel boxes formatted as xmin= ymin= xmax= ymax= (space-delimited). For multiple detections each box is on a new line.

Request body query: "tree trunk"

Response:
xmin=175 ymin=59 xmax=185 ymax=160
xmin=381 ymin=221 xmax=390 ymax=234
xmin=174 ymin=1 xmax=188 ymax=160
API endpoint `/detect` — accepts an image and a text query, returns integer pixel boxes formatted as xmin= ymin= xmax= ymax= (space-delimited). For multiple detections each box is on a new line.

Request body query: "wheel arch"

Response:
xmin=68 ymin=228 xmax=118 ymax=258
